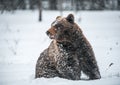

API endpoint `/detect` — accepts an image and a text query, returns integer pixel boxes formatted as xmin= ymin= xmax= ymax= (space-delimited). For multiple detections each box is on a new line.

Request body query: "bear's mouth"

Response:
xmin=50 ymin=35 xmax=55 ymax=39
xmin=46 ymin=31 xmax=56 ymax=39
xmin=48 ymin=34 xmax=55 ymax=39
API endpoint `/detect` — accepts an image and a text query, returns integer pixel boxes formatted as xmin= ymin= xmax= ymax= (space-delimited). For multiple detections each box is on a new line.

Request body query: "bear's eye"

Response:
xmin=54 ymin=24 xmax=63 ymax=30
xmin=54 ymin=27 xmax=61 ymax=31
xmin=54 ymin=28 xmax=58 ymax=31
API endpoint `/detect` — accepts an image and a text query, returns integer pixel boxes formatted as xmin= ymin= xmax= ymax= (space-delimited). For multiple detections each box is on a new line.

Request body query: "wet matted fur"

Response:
xmin=35 ymin=14 xmax=101 ymax=80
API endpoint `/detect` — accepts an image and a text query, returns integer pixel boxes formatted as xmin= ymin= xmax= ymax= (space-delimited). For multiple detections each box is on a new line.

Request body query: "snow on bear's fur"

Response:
xmin=35 ymin=14 xmax=101 ymax=80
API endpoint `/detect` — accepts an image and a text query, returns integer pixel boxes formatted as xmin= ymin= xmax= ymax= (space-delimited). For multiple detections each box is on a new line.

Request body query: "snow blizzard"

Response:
xmin=0 ymin=10 xmax=120 ymax=85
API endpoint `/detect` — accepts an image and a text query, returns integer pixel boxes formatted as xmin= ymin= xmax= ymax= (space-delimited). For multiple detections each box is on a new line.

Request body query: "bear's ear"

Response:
xmin=56 ymin=16 xmax=61 ymax=19
xmin=66 ymin=14 xmax=74 ymax=23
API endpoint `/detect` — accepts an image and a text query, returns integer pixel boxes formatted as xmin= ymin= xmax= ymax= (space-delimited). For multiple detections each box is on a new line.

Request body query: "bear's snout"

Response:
xmin=46 ymin=30 xmax=55 ymax=39
xmin=46 ymin=31 xmax=50 ymax=36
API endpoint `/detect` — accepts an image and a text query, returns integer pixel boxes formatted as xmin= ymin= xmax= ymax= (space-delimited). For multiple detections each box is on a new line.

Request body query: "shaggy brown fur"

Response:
xmin=35 ymin=14 xmax=101 ymax=80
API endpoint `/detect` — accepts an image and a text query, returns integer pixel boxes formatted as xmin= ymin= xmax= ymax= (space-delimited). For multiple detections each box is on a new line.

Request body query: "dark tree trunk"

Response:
xmin=49 ymin=0 xmax=57 ymax=10
xmin=38 ymin=0 xmax=42 ymax=21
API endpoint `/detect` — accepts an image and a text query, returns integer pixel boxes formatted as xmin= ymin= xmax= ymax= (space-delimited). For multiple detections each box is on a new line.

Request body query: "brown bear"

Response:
xmin=35 ymin=14 xmax=101 ymax=80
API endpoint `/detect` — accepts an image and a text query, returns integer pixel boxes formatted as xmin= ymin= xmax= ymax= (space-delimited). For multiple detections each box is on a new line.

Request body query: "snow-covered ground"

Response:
xmin=0 ymin=10 xmax=120 ymax=85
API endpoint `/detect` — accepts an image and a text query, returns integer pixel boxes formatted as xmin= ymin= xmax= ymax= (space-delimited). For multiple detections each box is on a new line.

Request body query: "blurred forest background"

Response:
xmin=0 ymin=0 xmax=120 ymax=21
xmin=0 ymin=0 xmax=120 ymax=11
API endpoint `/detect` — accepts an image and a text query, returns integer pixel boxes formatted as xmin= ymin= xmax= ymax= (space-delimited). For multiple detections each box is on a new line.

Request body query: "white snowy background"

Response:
xmin=0 ymin=10 xmax=120 ymax=85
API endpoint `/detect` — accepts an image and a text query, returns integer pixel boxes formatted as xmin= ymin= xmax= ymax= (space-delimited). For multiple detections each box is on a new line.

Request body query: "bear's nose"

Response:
xmin=46 ymin=31 xmax=50 ymax=35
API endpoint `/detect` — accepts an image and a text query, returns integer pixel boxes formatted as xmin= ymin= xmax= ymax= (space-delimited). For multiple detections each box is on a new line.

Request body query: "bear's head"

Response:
xmin=46 ymin=14 xmax=82 ymax=43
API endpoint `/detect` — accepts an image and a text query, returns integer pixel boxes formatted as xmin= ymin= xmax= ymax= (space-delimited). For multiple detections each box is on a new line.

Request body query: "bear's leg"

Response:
xmin=36 ymin=65 xmax=59 ymax=78
xmin=81 ymin=59 xmax=101 ymax=80
xmin=35 ymin=59 xmax=59 ymax=78
xmin=35 ymin=49 xmax=59 ymax=78
xmin=56 ymin=55 xmax=81 ymax=80
xmin=57 ymin=66 xmax=81 ymax=80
